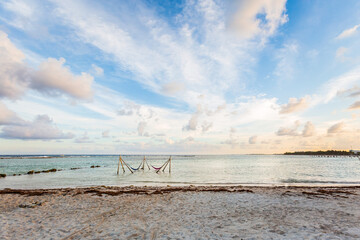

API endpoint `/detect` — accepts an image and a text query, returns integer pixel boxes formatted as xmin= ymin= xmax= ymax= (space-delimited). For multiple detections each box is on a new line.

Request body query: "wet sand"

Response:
xmin=1 ymin=186 xmax=360 ymax=239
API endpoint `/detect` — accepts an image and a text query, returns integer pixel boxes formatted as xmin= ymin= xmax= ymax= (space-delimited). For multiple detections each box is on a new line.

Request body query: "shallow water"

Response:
xmin=0 ymin=155 xmax=360 ymax=189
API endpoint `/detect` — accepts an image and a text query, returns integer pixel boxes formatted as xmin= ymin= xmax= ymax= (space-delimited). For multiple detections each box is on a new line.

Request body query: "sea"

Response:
xmin=0 ymin=155 xmax=360 ymax=189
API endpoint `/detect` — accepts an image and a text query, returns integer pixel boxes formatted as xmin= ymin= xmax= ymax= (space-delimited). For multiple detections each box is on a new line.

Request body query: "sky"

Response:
xmin=1 ymin=0 xmax=360 ymax=154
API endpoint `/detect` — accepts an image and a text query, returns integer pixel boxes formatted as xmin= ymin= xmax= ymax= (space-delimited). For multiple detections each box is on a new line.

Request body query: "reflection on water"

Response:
xmin=0 ymin=155 xmax=360 ymax=189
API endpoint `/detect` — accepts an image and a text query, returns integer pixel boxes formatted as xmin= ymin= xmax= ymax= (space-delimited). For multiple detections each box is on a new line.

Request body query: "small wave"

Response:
xmin=280 ymin=178 xmax=360 ymax=184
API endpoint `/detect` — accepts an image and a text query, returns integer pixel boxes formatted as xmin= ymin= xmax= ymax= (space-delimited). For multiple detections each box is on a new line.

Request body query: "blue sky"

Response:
xmin=1 ymin=0 xmax=360 ymax=154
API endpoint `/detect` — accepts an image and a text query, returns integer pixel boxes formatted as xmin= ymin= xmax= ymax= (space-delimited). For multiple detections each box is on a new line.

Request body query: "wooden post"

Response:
xmin=156 ymin=159 xmax=169 ymax=173
xmin=141 ymin=156 xmax=145 ymax=170
xmin=169 ymin=156 xmax=171 ymax=173
xmin=145 ymin=156 xmax=150 ymax=170
xmin=117 ymin=156 xmax=121 ymax=175
xmin=120 ymin=157 xmax=125 ymax=173
xmin=121 ymin=156 xmax=134 ymax=173
xmin=162 ymin=157 xmax=170 ymax=172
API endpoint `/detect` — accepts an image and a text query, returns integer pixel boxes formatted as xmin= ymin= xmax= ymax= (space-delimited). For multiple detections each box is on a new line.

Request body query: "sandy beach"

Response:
xmin=1 ymin=186 xmax=360 ymax=239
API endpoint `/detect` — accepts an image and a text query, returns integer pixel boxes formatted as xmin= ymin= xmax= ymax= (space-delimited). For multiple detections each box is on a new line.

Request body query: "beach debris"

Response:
xmin=0 ymin=173 xmax=6 ymax=178
xmin=70 ymin=167 xmax=80 ymax=170
xmin=281 ymin=188 xmax=358 ymax=199
xmin=42 ymin=168 xmax=57 ymax=173
xmin=19 ymin=201 xmax=43 ymax=208
xmin=5 ymin=186 xmax=357 ymax=197
xmin=90 ymin=165 xmax=100 ymax=168
xmin=26 ymin=169 xmax=58 ymax=175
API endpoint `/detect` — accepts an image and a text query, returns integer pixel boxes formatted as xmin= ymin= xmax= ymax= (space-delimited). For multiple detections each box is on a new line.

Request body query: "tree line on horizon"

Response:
xmin=284 ymin=150 xmax=359 ymax=156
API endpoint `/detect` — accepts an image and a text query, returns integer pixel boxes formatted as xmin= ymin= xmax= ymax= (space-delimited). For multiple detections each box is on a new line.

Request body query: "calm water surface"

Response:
xmin=0 ymin=155 xmax=360 ymax=189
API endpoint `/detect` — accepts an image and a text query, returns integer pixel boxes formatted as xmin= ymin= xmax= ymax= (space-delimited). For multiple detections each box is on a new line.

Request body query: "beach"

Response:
xmin=1 ymin=185 xmax=360 ymax=239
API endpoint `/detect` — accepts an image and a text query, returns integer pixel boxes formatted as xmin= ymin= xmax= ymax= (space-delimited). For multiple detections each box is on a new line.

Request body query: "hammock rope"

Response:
xmin=117 ymin=156 xmax=163 ymax=175
xmin=117 ymin=155 xmax=171 ymax=174
xmin=131 ymin=161 xmax=143 ymax=171
xmin=150 ymin=156 xmax=172 ymax=173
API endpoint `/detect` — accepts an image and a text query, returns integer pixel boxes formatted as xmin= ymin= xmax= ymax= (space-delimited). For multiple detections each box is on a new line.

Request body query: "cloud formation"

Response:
xmin=327 ymin=122 xmax=344 ymax=134
xmin=276 ymin=121 xmax=316 ymax=137
xmin=248 ymin=135 xmax=257 ymax=144
xmin=0 ymin=115 xmax=74 ymax=140
xmin=31 ymin=58 xmax=94 ymax=100
xmin=335 ymin=47 xmax=349 ymax=62
xmin=231 ymin=0 xmax=288 ymax=40
xmin=336 ymin=24 xmax=360 ymax=40
xmin=137 ymin=121 xmax=147 ymax=136
xmin=74 ymin=132 xmax=92 ymax=143
xmin=117 ymin=101 xmax=141 ymax=116
xmin=321 ymin=67 xmax=360 ymax=104
xmin=276 ymin=120 xmax=301 ymax=136
xmin=161 ymin=82 xmax=185 ymax=95
xmin=92 ymin=64 xmax=103 ymax=76
xmin=201 ymin=121 xmax=212 ymax=133
xmin=0 ymin=31 xmax=29 ymax=99
xmin=302 ymin=121 xmax=315 ymax=137
xmin=51 ymin=0 xmax=288 ymax=108
xmin=348 ymin=101 xmax=360 ymax=110
xmin=279 ymin=97 xmax=308 ymax=114
xmin=0 ymin=102 xmax=22 ymax=125
xmin=0 ymin=30 xmax=94 ymax=100
xmin=102 ymin=130 xmax=110 ymax=138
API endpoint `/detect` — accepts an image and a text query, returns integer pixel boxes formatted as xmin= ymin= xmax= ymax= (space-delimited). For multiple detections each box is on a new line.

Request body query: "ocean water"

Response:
xmin=0 ymin=155 xmax=360 ymax=189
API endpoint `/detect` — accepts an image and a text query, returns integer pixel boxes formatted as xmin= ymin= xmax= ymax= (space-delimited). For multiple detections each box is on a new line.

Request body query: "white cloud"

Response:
xmin=0 ymin=30 xmax=94 ymax=101
xmin=0 ymin=102 xmax=22 ymax=125
xmin=50 ymin=0 xmax=287 ymax=108
xmin=248 ymin=135 xmax=257 ymax=144
xmin=0 ymin=30 xmax=29 ymax=99
xmin=302 ymin=121 xmax=315 ymax=137
xmin=276 ymin=121 xmax=316 ymax=138
xmin=201 ymin=121 xmax=212 ymax=133
xmin=320 ymin=66 xmax=360 ymax=104
xmin=102 ymin=130 xmax=110 ymax=138
xmin=92 ymin=64 xmax=103 ymax=76
xmin=137 ymin=121 xmax=147 ymax=136
xmin=31 ymin=58 xmax=94 ymax=100
xmin=279 ymin=97 xmax=309 ymax=114
xmin=274 ymin=42 xmax=298 ymax=82
xmin=276 ymin=120 xmax=300 ymax=136
xmin=335 ymin=47 xmax=348 ymax=62
xmin=117 ymin=101 xmax=141 ymax=116
xmin=327 ymin=122 xmax=344 ymax=134
xmin=161 ymin=81 xmax=185 ymax=95
xmin=183 ymin=114 xmax=199 ymax=131
xmin=336 ymin=24 xmax=360 ymax=40
xmin=0 ymin=115 xmax=74 ymax=140
xmin=183 ymin=105 xmax=202 ymax=131
xmin=1 ymin=0 xmax=35 ymax=30
xmin=74 ymin=132 xmax=92 ymax=143
xmin=222 ymin=127 xmax=239 ymax=147
xmin=231 ymin=0 xmax=288 ymax=41
xmin=348 ymin=101 xmax=360 ymax=110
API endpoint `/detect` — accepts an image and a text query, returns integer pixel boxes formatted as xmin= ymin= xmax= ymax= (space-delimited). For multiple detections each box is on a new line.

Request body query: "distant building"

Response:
xmin=350 ymin=150 xmax=360 ymax=154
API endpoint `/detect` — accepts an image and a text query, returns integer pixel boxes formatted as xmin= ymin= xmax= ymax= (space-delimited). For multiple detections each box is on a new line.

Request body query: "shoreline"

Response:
xmin=1 ymin=185 xmax=360 ymax=195
xmin=2 ymin=185 xmax=360 ymax=239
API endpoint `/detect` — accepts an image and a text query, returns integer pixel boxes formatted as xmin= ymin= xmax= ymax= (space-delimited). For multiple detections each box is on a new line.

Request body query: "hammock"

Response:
xmin=150 ymin=157 xmax=171 ymax=172
xmin=131 ymin=162 xmax=142 ymax=171
xmin=151 ymin=165 xmax=162 ymax=171
xmin=117 ymin=155 xmax=170 ymax=174
xmin=130 ymin=166 xmax=141 ymax=171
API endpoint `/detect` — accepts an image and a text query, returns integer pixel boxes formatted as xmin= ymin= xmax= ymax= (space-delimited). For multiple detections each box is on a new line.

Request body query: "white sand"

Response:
xmin=1 ymin=186 xmax=360 ymax=239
